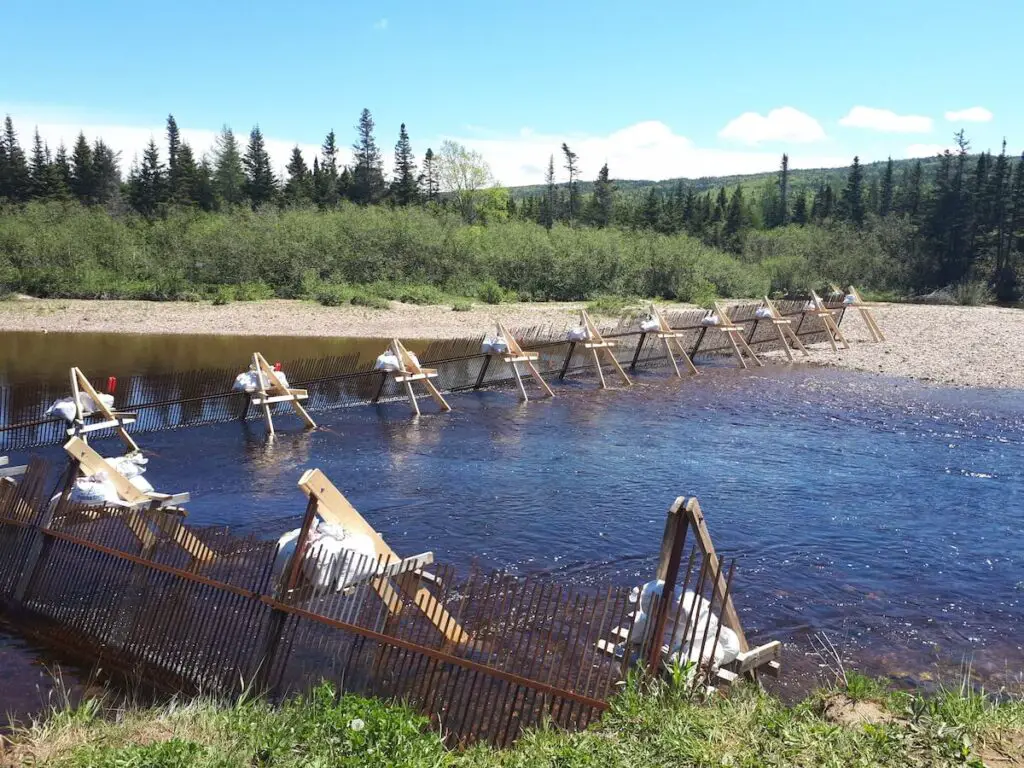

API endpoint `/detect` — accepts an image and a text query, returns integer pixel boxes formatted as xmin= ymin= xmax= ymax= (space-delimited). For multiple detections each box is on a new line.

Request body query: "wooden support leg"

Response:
xmin=511 ymin=362 xmax=529 ymax=402
xmin=261 ymin=402 xmax=276 ymax=435
xmin=784 ymin=325 xmax=810 ymax=356
xmin=287 ymin=397 xmax=317 ymax=429
xmin=590 ymin=348 xmax=607 ymax=389
xmin=672 ymin=338 xmax=699 ymax=375
xmin=774 ymin=323 xmax=795 ymax=362
xmin=829 ymin=316 xmax=850 ymax=349
xmin=404 ymin=380 xmax=421 ymax=416
xmin=523 ymin=359 xmax=555 ymax=398
xmin=663 ymin=336 xmax=682 ymax=378
xmin=603 ymin=348 xmax=633 ymax=386
xmin=735 ymin=332 xmax=763 ymax=367
xmin=820 ymin=318 xmax=839 ymax=353
xmin=421 ymin=378 xmax=452 ymax=412
xmin=150 ymin=513 xmax=217 ymax=564
xmin=725 ymin=332 xmax=748 ymax=370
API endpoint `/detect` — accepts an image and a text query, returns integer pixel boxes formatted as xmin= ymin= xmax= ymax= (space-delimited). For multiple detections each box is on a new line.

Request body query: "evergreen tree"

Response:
xmin=194 ymin=157 xmax=216 ymax=211
xmin=420 ymin=147 xmax=439 ymax=202
xmin=879 ymin=157 xmax=895 ymax=216
xmin=174 ymin=142 xmax=199 ymax=205
xmin=792 ymin=192 xmax=808 ymax=225
xmin=350 ymin=108 xmax=385 ymax=205
xmin=988 ymin=142 xmax=1013 ymax=298
xmin=776 ymin=153 xmax=789 ymax=227
xmin=166 ymin=114 xmax=189 ymax=203
xmin=128 ymin=139 xmax=164 ymax=215
xmin=69 ymin=132 xmax=96 ymax=203
xmin=243 ymin=125 xmax=277 ymax=207
xmin=641 ymin=187 xmax=661 ymax=230
xmin=390 ymin=123 xmax=418 ymax=206
xmin=722 ymin=186 xmax=746 ymax=250
xmin=589 ymin=162 xmax=613 ymax=228
xmin=541 ymin=155 xmax=556 ymax=229
xmin=283 ymin=146 xmax=312 ymax=205
xmin=29 ymin=129 xmax=51 ymax=198
xmin=867 ymin=178 xmax=880 ymax=217
xmin=1 ymin=116 xmax=30 ymax=201
xmin=897 ymin=160 xmax=923 ymax=217
xmin=337 ymin=166 xmax=353 ymax=200
xmin=562 ymin=143 xmax=580 ymax=224
xmin=314 ymin=130 xmax=340 ymax=208
xmin=712 ymin=187 xmax=728 ymax=222
xmin=1007 ymin=154 xmax=1024 ymax=290
xmin=92 ymin=139 xmax=123 ymax=207
xmin=840 ymin=156 xmax=865 ymax=225
xmin=52 ymin=143 xmax=72 ymax=199
xmin=212 ymin=126 xmax=245 ymax=206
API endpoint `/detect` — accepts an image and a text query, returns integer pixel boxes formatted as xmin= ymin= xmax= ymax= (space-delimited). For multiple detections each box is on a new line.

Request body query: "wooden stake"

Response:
xmin=495 ymin=320 xmax=554 ymax=401
xmin=809 ymin=291 xmax=849 ymax=350
xmin=713 ymin=302 xmax=762 ymax=368
xmin=579 ymin=310 xmax=632 ymax=388
xmin=848 ymin=285 xmax=886 ymax=342
xmin=69 ymin=368 xmax=139 ymax=453
xmin=649 ymin=304 xmax=698 ymax=377
xmin=390 ymin=339 xmax=452 ymax=414
xmin=251 ymin=352 xmax=317 ymax=435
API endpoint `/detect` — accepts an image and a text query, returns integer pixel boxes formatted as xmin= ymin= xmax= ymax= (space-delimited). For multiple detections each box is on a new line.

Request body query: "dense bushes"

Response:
xmin=0 ymin=201 xmax=921 ymax=304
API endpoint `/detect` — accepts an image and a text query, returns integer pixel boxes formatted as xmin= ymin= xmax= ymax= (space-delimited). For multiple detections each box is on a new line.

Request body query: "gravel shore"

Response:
xmin=3 ymin=298 xmax=1023 ymax=390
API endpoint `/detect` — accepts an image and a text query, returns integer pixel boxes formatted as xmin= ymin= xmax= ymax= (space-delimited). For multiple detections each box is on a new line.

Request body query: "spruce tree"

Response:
xmin=712 ymin=187 xmax=728 ymax=222
xmin=350 ymin=108 xmax=385 ymax=205
xmin=29 ymin=129 xmax=51 ymax=198
xmin=69 ymin=132 xmax=96 ymax=203
xmin=840 ymin=156 xmax=865 ymax=225
xmin=390 ymin=123 xmax=419 ymax=206
xmin=722 ymin=186 xmax=746 ymax=250
xmin=92 ymin=139 xmax=123 ymax=207
xmin=243 ymin=125 xmax=277 ymax=207
xmin=792 ymin=192 xmax=808 ymax=225
xmin=52 ymin=143 xmax=72 ymax=199
xmin=194 ymin=157 xmax=216 ymax=211
xmin=562 ymin=143 xmax=580 ymax=224
xmin=314 ymin=130 xmax=340 ymax=208
xmin=283 ymin=146 xmax=312 ymax=205
xmin=166 ymin=114 xmax=188 ymax=203
xmin=212 ymin=126 xmax=245 ymax=206
xmin=898 ymin=161 xmax=923 ymax=217
xmin=776 ymin=153 xmax=789 ymax=226
xmin=128 ymin=139 xmax=164 ymax=214
xmin=590 ymin=162 xmax=613 ymax=228
xmin=1008 ymin=154 xmax=1024 ymax=285
xmin=879 ymin=157 xmax=895 ymax=216
xmin=420 ymin=147 xmax=439 ymax=202
xmin=175 ymin=142 xmax=199 ymax=205
xmin=541 ymin=155 xmax=556 ymax=229
xmin=641 ymin=187 xmax=661 ymax=230
xmin=2 ymin=117 xmax=30 ymax=201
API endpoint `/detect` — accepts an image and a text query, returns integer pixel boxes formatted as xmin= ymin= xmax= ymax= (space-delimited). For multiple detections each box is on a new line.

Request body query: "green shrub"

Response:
xmin=477 ymin=279 xmax=506 ymax=304
xmin=211 ymin=286 xmax=234 ymax=305
xmin=233 ymin=281 xmax=275 ymax=301
xmin=451 ymin=300 xmax=473 ymax=312
xmin=954 ymin=281 xmax=994 ymax=306
xmin=392 ymin=284 xmax=446 ymax=305
xmin=586 ymin=294 xmax=635 ymax=315
xmin=315 ymin=284 xmax=352 ymax=307
xmin=350 ymin=292 xmax=391 ymax=309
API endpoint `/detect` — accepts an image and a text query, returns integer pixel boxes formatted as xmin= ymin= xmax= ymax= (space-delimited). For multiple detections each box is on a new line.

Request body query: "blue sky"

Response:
xmin=2 ymin=0 xmax=1020 ymax=185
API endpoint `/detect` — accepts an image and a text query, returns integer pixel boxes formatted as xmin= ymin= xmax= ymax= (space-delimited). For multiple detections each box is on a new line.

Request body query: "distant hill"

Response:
xmin=508 ymin=156 xmax=948 ymax=200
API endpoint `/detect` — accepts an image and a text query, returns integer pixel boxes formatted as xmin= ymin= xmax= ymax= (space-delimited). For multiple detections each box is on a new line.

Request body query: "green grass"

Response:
xmin=8 ymin=675 xmax=1022 ymax=768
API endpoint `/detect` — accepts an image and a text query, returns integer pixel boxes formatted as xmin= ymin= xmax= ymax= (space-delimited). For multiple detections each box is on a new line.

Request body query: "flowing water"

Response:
xmin=1 ymin=332 xmax=1023 ymax=718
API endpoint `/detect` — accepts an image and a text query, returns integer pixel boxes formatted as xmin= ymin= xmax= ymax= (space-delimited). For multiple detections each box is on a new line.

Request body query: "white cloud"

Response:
xmin=945 ymin=106 xmax=993 ymax=123
xmin=904 ymin=143 xmax=955 ymax=158
xmin=839 ymin=106 xmax=932 ymax=133
xmin=373 ymin=17 xmax=388 ymax=30
xmin=717 ymin=107 xmax=826 ymax=145
xmin=1 ymin=106 xmax=333 ymax=181
xmin=450 ymin=120 xmax=849 ymax=186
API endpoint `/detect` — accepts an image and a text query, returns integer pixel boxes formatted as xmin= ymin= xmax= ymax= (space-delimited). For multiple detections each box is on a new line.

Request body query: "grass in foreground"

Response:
xmin=4 ymin=674 xmax=1022 ymax=767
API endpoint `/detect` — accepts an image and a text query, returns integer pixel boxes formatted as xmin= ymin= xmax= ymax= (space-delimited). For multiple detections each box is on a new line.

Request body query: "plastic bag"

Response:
xmin=374 ymin=352 xmax=402 ymax=372
xmin=843 ymin=294 xmax=856 ymax=305
xmin=640 ymin=318 xmax=661 ymax=333
xmin=481 ymin=335 xmax=509 ymax=355
xmin=803 ymin=300 xmax=816 ymax=312
xmin=754 ymin=306 xmax=774 ymax=320
xmin=45 ymin=392 xmax=116 ymax=423
xmin=105 ymin=453 xmax=148 ymax=479
xmin=567 ymin=327 xmax=590 ymax=342
xmin=700 ymin=314 xmax=720 ymax=327
xmin=275 ymin=520 xmax=380 ymax=592
xmin=233 ymin=370 xmax=260 ymax=393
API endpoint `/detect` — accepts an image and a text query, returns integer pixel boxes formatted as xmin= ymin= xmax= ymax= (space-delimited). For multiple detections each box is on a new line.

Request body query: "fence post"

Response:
xmin=629 ymin=333 xmax=647 ymax=371
xmin=645 ymin=497 xmax=688 ymax=676
xmin=558 ymin=343 xmax=577 ymax=381
xmin=473 ymin=355 xmax=492 ymax=390
xmin=689 ymin=327 xmax=708 ymax=359
xmin=12 ymin=464 xmax=73 ymax=603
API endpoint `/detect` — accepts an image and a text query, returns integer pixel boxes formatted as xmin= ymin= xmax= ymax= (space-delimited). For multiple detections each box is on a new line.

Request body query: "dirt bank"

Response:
xmin=3 ymin=298 xmax=1023 ymax=390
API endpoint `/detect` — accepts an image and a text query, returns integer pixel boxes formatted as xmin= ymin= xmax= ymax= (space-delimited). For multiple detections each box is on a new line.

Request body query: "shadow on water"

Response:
xmin=3 ymin=356 xmax=1024 ymax=718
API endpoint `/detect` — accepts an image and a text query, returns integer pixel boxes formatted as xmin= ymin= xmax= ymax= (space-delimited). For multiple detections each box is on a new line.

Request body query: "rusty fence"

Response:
xmin=0 ymin=300 xmax=846 ymax=451
xmin=0 ymin=459 xmax=742 ymax=746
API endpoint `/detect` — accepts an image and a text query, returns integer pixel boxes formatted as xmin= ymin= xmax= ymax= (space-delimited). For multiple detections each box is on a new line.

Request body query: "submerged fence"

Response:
xmin=0 ymin=459 xmax=741 ymax=746
xmin=0 ymin=300 xmax=846 ymax=452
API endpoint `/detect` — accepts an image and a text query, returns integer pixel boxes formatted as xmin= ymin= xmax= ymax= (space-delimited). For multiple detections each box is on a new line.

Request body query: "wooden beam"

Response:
xmin=70 ymin=368 xmax=139 ymax=452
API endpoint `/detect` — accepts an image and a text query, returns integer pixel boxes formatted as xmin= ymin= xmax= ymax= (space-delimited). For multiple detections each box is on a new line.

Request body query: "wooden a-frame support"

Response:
xmin=67 ymin=367 xmax=139 ymax=453
xmin=63 ymin=436 xmax=216 ymax=564
xmin=579 ymin=309 xmax=632 ymax=389
xmin=389 ymin=339 xmax=452 ymax=416
xmin=596 ymin=496 xmax=781 ymax=685
xmin=807 ymin=290 xmax=849 ymax=352
xmin=295 ymin=468 xmax=469 ymax=645
xmin=250 ymin=352 xmax=317 ymax=436
xmin=648 ymin=304 xmax=698 ymax=378
xmin=845 ymin=285 xmax=886 ymax=342
xmin=492 ymin=320 xmax=554 ymax=402
xmin=712 ymin=302 xmax=763 ymax=369
xmin=760 ymin=296 xmax=809 ymax=362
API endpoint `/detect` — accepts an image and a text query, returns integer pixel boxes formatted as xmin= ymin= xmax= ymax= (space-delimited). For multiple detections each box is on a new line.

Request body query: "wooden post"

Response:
xmin=649 ymin=304 xmax=698 ymax=377
xmin=494 ymin=321 xmax=554 ymax=402
xmin=808 ymin=291 xmax=849 ymax=351
xmin=762 ymin=297 xmax=809 ymax=360
xmin=390 ymin=339 xmax=452 ymax=415
xmin=712 ymin=302 xmax=763 ymax=369
xmin=646 ymin=497 xmax=687 ymax=675
xmin=848 ymin=285 xmax=885 ymax=342
xmin=579 ymin=310 xmax=632 ymax=388
xmin=68 ymin=367 xmax=140 ymax=453
xmin=250 ymin=353 xmax=317 ymax=435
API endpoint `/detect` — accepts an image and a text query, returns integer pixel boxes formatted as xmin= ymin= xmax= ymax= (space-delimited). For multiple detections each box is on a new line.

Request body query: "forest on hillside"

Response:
xmin=0 ymin=109 xmax=1022 ymax=305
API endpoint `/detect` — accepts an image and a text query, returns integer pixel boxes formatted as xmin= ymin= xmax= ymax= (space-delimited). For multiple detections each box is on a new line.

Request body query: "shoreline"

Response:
xmin=3 ymin=297 xmax=1024 ymax=390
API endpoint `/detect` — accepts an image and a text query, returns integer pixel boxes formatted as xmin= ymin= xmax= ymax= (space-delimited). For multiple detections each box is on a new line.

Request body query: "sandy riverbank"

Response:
xmin=3 ymin=297 xmax=1023 ymax=390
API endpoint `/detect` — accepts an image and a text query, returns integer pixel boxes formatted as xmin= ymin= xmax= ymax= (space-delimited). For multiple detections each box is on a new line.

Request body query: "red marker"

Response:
xmin=107 ymin=376 xmax=117 ymax=394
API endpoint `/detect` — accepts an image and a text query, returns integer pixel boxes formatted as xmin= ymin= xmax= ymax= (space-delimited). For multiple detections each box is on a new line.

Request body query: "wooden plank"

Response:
xmin=733 ymin=640 xmax=782 ymax=674
xmin=72 ymin=368 xmax=140 ymax=452
xmin=64 ymin=437 xmax=149 ymax=504
xmin=254 ymin=353 xmax=317 ymax=429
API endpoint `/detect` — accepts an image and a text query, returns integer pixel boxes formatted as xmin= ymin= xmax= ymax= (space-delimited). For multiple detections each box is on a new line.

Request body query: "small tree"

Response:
xmin=213 ymin=126 xmax=245 ymax=206
xmin=840 ymin=156 xmax=866 ymax=225
xmin=283 ymin=146 xmax=312 ymax=205
xmin=390 ymin=123 xmax=419 ymax=206
xmin=436 ymin=139 xmax=495 ymax=222
xmin=589 ymin=162 xmax=614 ymax=228
xmin=562 ymin=142 xmax=580 ymax=224
xmin=350 ymin=108 xmax=385 ymax=205
xmin=420 ymin=147 xmax=439 ymax=202
xmin=243 ymin=125 xmax=277 ymax=207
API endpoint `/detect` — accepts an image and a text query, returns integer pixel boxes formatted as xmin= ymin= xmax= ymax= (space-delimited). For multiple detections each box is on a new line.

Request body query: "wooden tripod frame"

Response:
xmin=492 ymin=321 xmax=554 ymax=402
xmin=807 ymin=291 xmax=849 ymax=352
xmin=388 ymin=339 xmax=452 ymax=416
xmin=294 ymin=469 xmax=469 ymax=645
xmin=67 ymin=367 xmax=139 ymax=453
xmin=62 ymin=436 xmax=216 ymax=564
xmin=579 ymin=309 xmax=632 ymax=388
xmin=712 ymin=302 xmax=763 ymax=369
xmin=846 ymin=285 xmax=886 ymax=342
xmin=648 ymin=304 xmax=698 ymax=378
xmin=250 ymin=353 xmax=317 ymax=436
xmin=761 ymin=297 xmax=809 ymax=362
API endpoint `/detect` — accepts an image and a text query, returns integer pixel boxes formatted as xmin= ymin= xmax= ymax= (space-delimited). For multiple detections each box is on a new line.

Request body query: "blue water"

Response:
xmin=3 ymin=364 xmax=1023 ymax=716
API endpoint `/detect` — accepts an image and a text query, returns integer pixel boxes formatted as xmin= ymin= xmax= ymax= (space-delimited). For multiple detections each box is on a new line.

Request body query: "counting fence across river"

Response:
xmin=0 ymin=299 xmax=846 ymax=451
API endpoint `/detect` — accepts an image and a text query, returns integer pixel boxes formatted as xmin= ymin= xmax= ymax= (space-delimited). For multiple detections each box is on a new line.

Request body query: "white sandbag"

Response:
xmin=700 ymin=314 xmax=720 ymax=326
xmin=374 ymin=352 xmax=402 ymax=372
xmin=843 ymin=294 xmax=856 ymax=305
xmin=232 ymin=370 xmax=260 ymax=393
xmin=754 ymin=306 xmax=774 ymax=320
xmin=72 ymin=473 xmax=122 ymax=505
xmin=128 ymin=473 xmax=154 ymax=494
xmin=105 ymin=453 xmax=148 ymax=479
xmin=639 ymin=318 xmax=661 ymax=333
xmin=45 ymin=392 xmax=116 ymax=423
xmin=481 ymin=335 xmax=509 ymax=355
xmin=803 ymin=300 xmax=816 ymax=311
xmin=274 ymin=520 xmax=379 ymax=592
xmin=566 ymin=327 xmax=590 ymax=342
